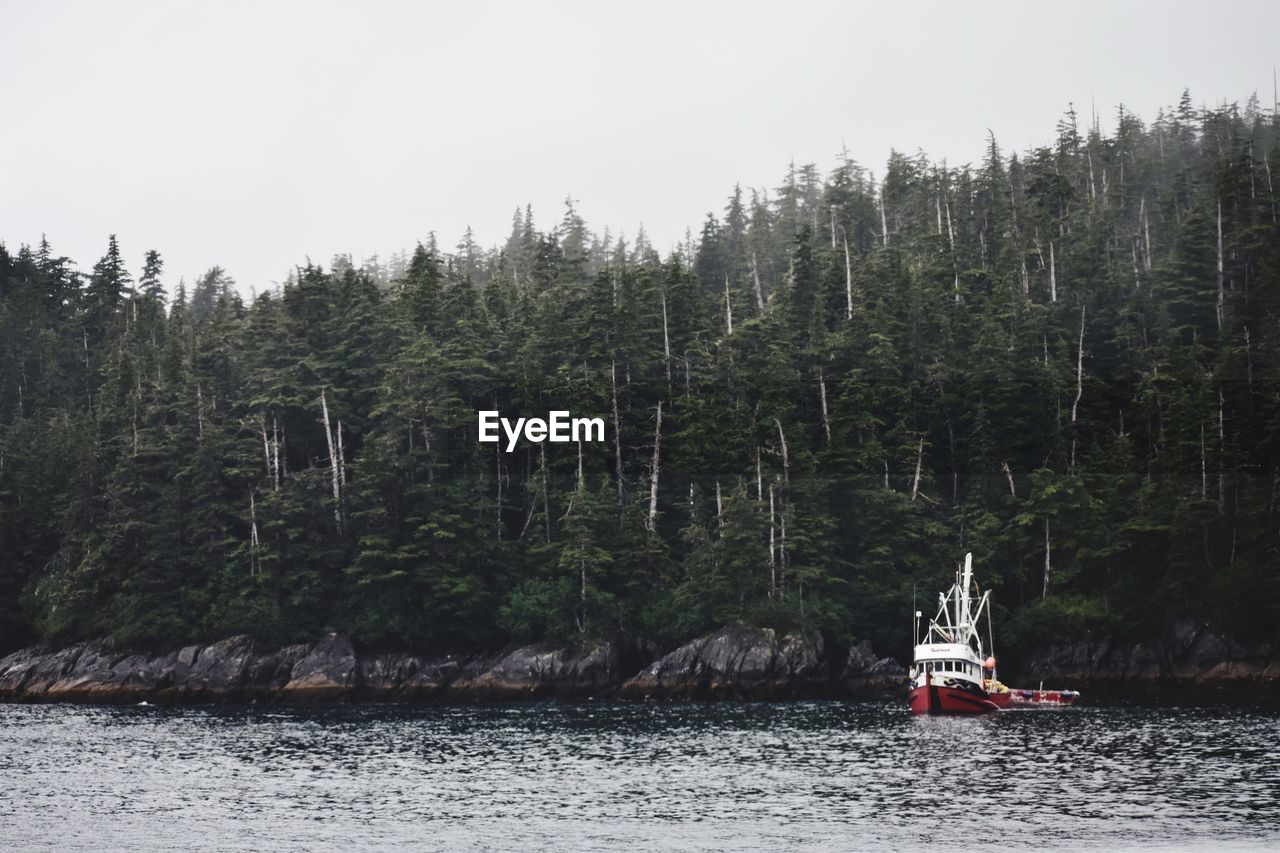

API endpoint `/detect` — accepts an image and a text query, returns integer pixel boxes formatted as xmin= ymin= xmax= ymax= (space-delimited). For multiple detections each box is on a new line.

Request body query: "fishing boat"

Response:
xmin=908 ymin=552 xmax=1001 ymax=715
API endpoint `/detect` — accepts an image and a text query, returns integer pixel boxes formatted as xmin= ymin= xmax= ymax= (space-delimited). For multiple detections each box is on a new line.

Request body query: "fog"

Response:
xmin=2 ymin=0 xmax=1276 ymax=291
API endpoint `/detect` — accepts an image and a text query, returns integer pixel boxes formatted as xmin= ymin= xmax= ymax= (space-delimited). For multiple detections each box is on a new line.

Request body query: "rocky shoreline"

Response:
xmin=1 ymin=619 xmax=1273 ymax=704
xmin=1021 ymin=619 xmax=1278 ymax=697
xmin=0 ymin=625 xmax=906 ymax=705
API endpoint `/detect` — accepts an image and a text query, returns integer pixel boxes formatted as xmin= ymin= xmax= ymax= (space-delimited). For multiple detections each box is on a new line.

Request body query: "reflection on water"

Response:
xmin=1 ymin=701 xmax=1277 ymax=850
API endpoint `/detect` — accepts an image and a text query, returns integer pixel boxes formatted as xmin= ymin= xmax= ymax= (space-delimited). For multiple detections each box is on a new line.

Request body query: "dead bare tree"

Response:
xmin=1216 ymin=197 xmax=1224 ymax=331
xmin=661 ymin=292 xmax=672 ymax=388
xmin=320 ymin=389 xmax=342 ymax=532
xmin=723 ymin=273 xmax=734 ymax=335
xmin=248 ymin=488 xmax=260 ymax=576
xmin=773 ymin=418 xmax=789 ymax=489
xmin=843 ymin=233 xmax=853 ymax=320
xmin=910 ymin=436 xmax=924 ymax=501
xmin=818 ymin=369 xmax=832 ymax=446
xmin=768 ymin=482 xmax=777 ymax=598
xmin=1070 ymin=305 xmax=1086 ymax=468
xmin=1001 ymin=461 xmax=1016 ymax=497
xmin=1049 ymin=242 xmax=1058 ymax=303
xmin=1042 ymin=519 xmax=1052 ymax=599
xmin=879 ymin=178 xmax=889 ymax=247
xmin=751 ymin=251 xmax=765 ymax=311
xmin=646 ymin=401 xmax=663 ymax=532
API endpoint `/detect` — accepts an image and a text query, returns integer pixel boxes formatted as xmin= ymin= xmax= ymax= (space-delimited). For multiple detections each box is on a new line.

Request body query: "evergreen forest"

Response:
xmin=2 ymin=92 xmax=1279 ymax=664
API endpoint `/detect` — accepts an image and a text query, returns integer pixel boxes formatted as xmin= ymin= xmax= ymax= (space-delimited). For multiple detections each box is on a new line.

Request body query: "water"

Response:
xmin=1 ymin=700 xmax=1277 ymax=851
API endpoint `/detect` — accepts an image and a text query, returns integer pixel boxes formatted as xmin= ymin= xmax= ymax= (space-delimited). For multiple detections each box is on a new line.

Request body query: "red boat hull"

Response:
xmin=909 ymin=676 xmax=1000 ymax=715
xmin=987 ymin=690 xmax=1013 ymax=709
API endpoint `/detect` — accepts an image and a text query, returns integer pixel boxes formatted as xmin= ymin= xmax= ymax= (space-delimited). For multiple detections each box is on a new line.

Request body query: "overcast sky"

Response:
xmin=3 ymin=0 xmax=1277 ymax=292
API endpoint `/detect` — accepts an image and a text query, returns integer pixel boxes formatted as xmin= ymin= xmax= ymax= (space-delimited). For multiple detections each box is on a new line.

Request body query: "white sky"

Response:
xmin=3 ymin=0 xmax=1277 ymax=292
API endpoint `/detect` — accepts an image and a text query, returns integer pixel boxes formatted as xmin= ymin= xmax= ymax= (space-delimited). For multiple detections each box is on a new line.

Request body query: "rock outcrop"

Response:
xmin=1023 ymin=619 xmax=1277 ymax=694
xmin=449 ymin=642 xmax=619 ymax=699
xmin=278 ymin=633 xmax=359 ymax=701
xmin=0 ymin=626 xmax=915 ymax=704
xmin=618 ymin=624 xmax=828 ymax=699
xmin=0 ymin=635 xmax=620 ymax=704
xmin=841 ymin=640 xmax=908 ymax=695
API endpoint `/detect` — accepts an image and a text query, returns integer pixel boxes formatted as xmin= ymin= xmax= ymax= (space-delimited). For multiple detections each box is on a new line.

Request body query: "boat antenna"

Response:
xmin=986 ymin=590 xmax=996 ymax=676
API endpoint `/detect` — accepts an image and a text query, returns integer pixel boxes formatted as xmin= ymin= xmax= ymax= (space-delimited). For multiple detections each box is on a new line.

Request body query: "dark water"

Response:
xmin=1 ymin=700 xmax=1277 ymax=851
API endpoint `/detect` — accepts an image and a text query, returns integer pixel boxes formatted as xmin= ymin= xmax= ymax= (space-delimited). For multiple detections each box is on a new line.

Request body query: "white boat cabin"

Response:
xmin=910 ymin=553 xmax=992 ymax=690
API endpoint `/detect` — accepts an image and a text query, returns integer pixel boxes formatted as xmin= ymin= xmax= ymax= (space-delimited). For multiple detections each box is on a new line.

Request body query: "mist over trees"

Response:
xmin=1 ymin=92 xmax=1278 ymax=662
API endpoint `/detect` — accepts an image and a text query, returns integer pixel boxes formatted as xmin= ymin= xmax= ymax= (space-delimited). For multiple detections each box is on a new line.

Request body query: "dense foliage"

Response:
xmin=2 ymin=93 xmax=1278 ymax=662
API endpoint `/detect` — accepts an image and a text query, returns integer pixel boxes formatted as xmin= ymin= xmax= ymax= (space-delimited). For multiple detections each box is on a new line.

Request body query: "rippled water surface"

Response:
xmin=2 ymin=700 xmax=1277 ymax=850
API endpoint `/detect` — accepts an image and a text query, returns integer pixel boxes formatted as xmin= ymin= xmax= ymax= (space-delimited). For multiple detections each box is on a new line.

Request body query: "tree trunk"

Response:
xmin=249 ymin=488 xmax=260 ymax=576
xmin=779 ymin=499 xmax=787 ymax=597
xmin=336 ymin=419 xmax=346 ymax=487
xmin=751 ymin=251 xmax=765 ymax=311
xmin=945 ymin=197 xmax=955 ymax=251
xmin=496 ymin=443 xmax=504 ymax=537
xmin=715 ymin=480 xmax=723 ymax=527
xmin=773 ymin=418 xmax=789 ymax=490
xmin=1087 ymin=149 xmax=1097 ymax=205
xmin=1264 ymin=152 xmax=1276 ymax=223
xmin=661 ymin=292 xmax=672 ymax=387
xmin=541 ymin=444 xmax=551 ymax=543
xmin=1201 ymin=422 xmax=1208 ymax=500
xmin=611 ymin=362 xmax=625 ymax=505
xmin=879 ymin=179 xmax=889 ymax=247
xmin=910 ymin=436 xmax=924 ymax=501
xmin=1216 ymin=197 xmax=1224 ymax=331
xmin=320 ymin=389 xmax=342 ymax=532
xmin=843 ymin=234 xmax=853 ymax=320
xmin=1245 ymin=326 xmax=1253 ymax=385
xmin=1218 ymin=391 xmax=1226 ymax=516
xmin=1049 ymin=242 xmax=1058 ymax=303
xmin=1001 ymin=461 xmax=1016 ymax=496
xmin=756 ymin=446 xmax=763 ymax=503
xmin=646 ymin=401 xmax=663 ymax=532
xmin=279 ymin=419 xmax=288 ymax=479
xmin=723 ymin=273 xmax=733 ymax=335
xmin=261 ymin=414 xmax=272 ymax=481
xmin=1042 ymin=519 xmax=1051 ymax=599
xmin=818 ymin=369 xmax=832 ymax=446
xmin=1140 ymin=196 xmax=1152 ymax=271
xmin=1070 ymin=305 xmax=1086 ymax=468
xmin=768 ymin=483 xmax=777 ymax=599
xmin=272 ymin=415 xmax=281 ymax=491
